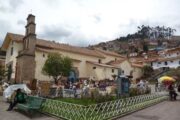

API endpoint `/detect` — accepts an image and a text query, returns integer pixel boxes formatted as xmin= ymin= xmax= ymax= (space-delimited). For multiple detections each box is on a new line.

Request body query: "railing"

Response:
xmin=147 ymin=68 xmax=170 ymax=81
xmin=40 ymin=92 xmax=168 ymax=120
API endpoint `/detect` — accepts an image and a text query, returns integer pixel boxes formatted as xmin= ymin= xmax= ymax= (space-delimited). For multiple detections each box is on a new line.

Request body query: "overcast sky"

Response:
xmin=0 ymin=0 xmax=180 ymax=46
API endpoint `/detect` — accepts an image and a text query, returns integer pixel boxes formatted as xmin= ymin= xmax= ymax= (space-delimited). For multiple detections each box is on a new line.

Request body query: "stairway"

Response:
xmin=147 ymin=68 xmax=170 ymax=81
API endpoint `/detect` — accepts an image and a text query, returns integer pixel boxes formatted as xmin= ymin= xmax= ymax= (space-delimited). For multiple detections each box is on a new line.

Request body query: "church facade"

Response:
xmin=1 ymin=14 xmax=142 ymax=85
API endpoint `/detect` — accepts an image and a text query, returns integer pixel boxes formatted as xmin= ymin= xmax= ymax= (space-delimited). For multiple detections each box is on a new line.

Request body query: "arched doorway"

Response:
xmin=68 ymin=67 xmax=79 ymax=83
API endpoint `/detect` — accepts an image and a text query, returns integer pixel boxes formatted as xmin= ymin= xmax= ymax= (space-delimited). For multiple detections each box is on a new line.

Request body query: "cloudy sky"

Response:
xmin=0 ymin=0 xmax=180 ymax=46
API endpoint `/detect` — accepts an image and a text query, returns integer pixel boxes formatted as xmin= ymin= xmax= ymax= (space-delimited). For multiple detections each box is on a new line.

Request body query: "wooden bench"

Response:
xmin=17 ymin=96 xmax=45 ymax=116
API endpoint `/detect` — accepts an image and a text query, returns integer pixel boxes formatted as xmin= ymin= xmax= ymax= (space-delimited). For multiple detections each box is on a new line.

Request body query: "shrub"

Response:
xmin=90 ymin=88 xmax=115 ymax=103
xmin=129 ymin=88 xmax=138 ymax=97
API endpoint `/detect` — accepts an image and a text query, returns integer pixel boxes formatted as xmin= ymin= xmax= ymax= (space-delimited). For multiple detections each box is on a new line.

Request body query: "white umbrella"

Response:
xmin=3 ymin=84 xmax=31 ymax=101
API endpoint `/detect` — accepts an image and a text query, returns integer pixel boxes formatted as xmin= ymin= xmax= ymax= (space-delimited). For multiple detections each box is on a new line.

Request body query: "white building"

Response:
xmin=151 ymin=47 xmax=180 ymax=69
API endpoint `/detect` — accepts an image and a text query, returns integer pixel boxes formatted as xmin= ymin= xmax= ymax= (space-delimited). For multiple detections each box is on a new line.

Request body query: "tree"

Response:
xmin=142 ymin=65 xmax=154 ymax=78
xmin=0 ymin=65 xmax=6 ymax=83
xmin=166 ymin=67 xmax=180 ymax=81
xmin=42 ymin=53 xmax=73 ymax=84
xmin=7 ymin=65 xmax=12 ymax=81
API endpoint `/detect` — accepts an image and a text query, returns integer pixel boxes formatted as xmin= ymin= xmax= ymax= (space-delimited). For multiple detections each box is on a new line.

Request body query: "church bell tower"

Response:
xmin=15 ymin=14 xmax=36 ymax=86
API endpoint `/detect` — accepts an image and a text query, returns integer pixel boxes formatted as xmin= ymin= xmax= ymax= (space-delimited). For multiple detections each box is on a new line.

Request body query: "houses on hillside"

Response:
xmin=151 ymin=47 xmax=180 ymax=69
xmin=129 ymin=47 xmax=180 ymax=70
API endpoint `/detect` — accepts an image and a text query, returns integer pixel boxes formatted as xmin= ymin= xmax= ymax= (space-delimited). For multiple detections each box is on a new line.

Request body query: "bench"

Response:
xmin=17 ymin=96 xmax=45 ymax=116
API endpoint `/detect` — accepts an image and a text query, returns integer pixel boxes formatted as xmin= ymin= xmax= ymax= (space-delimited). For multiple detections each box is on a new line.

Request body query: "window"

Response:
xmin=93 ymin=66 xmax=96 ymax=69
xmin=112 ymin=69 xmax=114 ymax=73
xmin=98 ymin=59 xmax=101 ymax=63
xmin=164 ymin=61 xmax=168 ymax=65
xmin=43 ymin=53 xmax=45 ymax=57
xmin=158 ymin=62 xmax=161 ymax=64
xmin=10 ymin=47 xmax=13 ymax=55
xmin=171 ymin=61 xmax=173 ymax=63
xmin=115 ymin=58 xmax=117 ymax=61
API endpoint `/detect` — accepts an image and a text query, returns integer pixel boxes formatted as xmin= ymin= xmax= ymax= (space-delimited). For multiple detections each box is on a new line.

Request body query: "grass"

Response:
xmin=55 ymin=97 xmax=97 ymax=106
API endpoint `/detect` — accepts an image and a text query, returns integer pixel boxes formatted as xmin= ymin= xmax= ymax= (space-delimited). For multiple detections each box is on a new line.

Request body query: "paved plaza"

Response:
xmin=118 ymin=97 xmax=180 ymax=120
xmin=1 ymin=96 xmax=180 ymax=120
xmin=0 ymin=97 xmax=57 ymax=120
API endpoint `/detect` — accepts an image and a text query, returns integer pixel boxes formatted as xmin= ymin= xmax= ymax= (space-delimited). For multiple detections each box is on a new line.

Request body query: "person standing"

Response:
xmin=168 ymin=84 xmax=177 ymax=101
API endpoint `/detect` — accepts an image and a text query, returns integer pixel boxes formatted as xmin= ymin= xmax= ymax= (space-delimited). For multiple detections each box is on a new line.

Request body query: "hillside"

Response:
xmin=90 ymin=36 xmax=180 ymax=55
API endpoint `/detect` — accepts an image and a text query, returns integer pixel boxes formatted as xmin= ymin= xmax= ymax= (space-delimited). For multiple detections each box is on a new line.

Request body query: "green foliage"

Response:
xmin=116 ymin=25 xmax=176 ymax=42
xmin=7 ymin=65 xmax=12 ymax=81
xmin=0 ymin=65 xmax=6 ymax=82
xmin=166 ymin=68 xmax=180 ymax=81
xmin=90 ymin=88 xmax=116 ymax=103
xmin=56 ymin=97 xmax=96 ymax=106
xmin=143 ymin=44 xmax=149 ymax=52
xmin=42 ymin=53 xmax=73 ymax=84
xmin=142 ymin=65 xmax=154 ymax=78
xmin=129 ymin=87 xmax=151 ymax=97
xmin=129 ymin=88 xmax=138 ymax=97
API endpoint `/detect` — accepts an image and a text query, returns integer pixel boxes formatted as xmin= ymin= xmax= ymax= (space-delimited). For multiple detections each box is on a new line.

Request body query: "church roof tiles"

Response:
xmin=6 ymin=33 xmax=105 ymax=58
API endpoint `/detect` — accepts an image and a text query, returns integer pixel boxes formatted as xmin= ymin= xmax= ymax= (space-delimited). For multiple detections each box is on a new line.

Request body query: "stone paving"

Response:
xmin=1 ymin=96 xmax=180 ymax=120
xmin=118 ymin=97 xmax=180 ymax=120
xmin=0 ymin=96 xmax=57 ymax=120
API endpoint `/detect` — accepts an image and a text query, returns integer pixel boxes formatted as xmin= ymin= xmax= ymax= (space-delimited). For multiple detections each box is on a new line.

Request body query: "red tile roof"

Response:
xmin=131 ymin=63 xmax=144 ymax=68
xmin=157 ymin=56 xmax=180 ymax=62
xmin=86 ymin=61 xmax=119 ymax=69
xmin=94 ymin=48 xmax=126 ymax=58
xmin=106 ymin=59 xmax=127 ymax=65
xmin=6 ymin=33 xmax=105 ymax=58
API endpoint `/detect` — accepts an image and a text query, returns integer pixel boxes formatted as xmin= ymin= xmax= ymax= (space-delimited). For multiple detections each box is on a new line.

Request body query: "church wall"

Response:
xmin=5 ymin=41 xmax=23 ymax=79
xmin=35 ymin=51 xmax=52 ymax=81
xmin=86 ymin=63 xmax=118 ymax=81
xmin=52 ymin=49 xmax=104 ymax=78
xmin=34 ymin=49 xmax=119 ymax=81
xmin=132 ymin=67 xmax=143 ymax=81
xmin=114 ymin=60 xmax=133 ymax=76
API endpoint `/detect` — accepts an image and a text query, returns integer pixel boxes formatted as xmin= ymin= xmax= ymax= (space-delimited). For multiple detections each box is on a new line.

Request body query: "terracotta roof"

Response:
xmin=157 ymin=56 xmax=180 ymax=62
xmin=86 ymin=61 xmax=119 ymax=69
xmin=36 ymin=47 xmax=54 ymax=53
xmin=141 ymin=58 xmax=158 ymax=63
xmin=106 ymin=59 xmax=127 ymax=65
xmin=6 ymin=33 xmax=105 ymax=58
xmin=131 ymin=63 xmax=144 ymax=68
xmin=94 ymin=48 xmax=126 ymax=58
xmin=129 ymin=57 xmax=156 ymax=63
xmin=164 ymin=47 xmax=180 ymax=54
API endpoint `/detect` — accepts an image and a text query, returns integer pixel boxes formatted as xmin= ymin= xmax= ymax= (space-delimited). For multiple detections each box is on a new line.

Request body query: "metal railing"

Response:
xmin=40 ymin=92 xmax=168 ymax=120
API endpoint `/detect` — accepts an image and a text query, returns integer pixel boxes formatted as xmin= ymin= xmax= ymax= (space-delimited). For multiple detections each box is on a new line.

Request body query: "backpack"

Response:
xmin=16 ymin=93 xmax=26 ymax=103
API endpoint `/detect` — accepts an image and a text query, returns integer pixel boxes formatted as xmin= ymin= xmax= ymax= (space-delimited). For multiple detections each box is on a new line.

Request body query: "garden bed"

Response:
xmin=40 ymin=93 xmax=168 ymax=120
